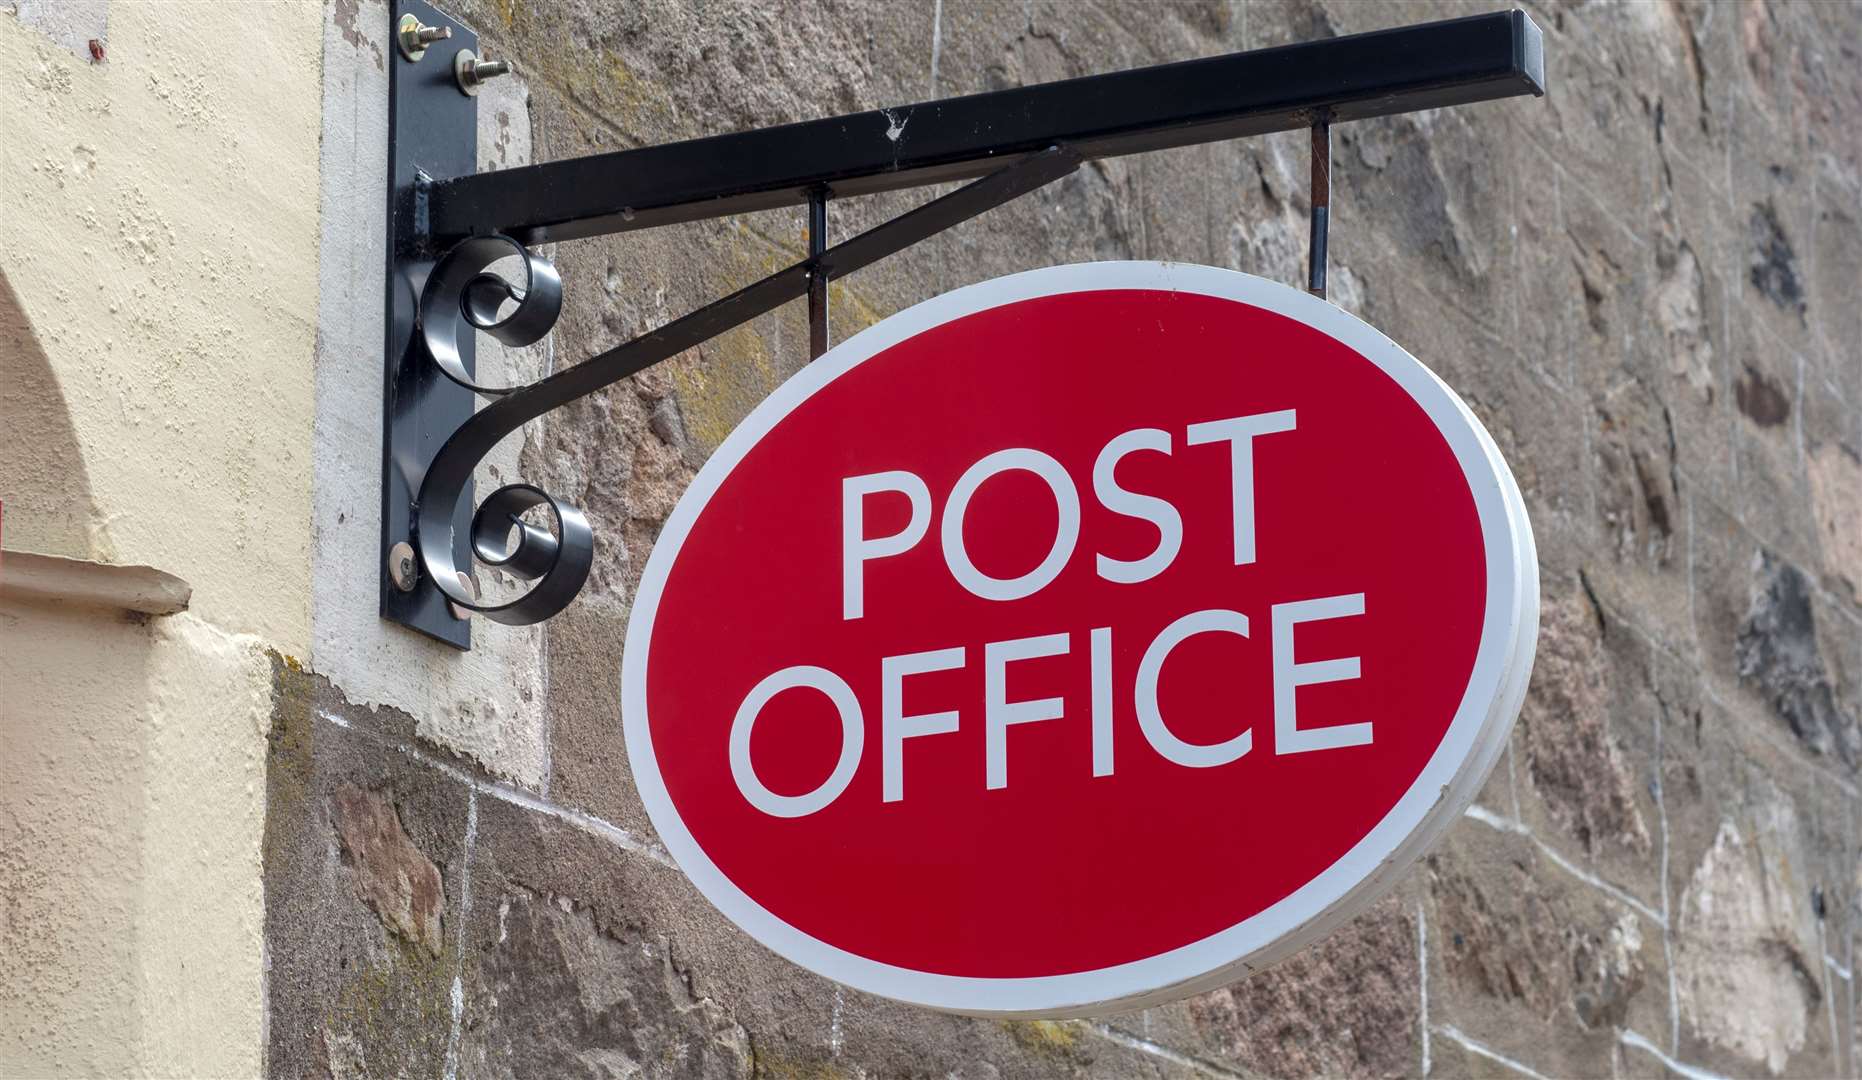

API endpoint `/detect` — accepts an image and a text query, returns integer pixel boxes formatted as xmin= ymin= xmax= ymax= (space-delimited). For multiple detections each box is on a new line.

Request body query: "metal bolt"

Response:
xmin=396 ymin=14 xmax=451 ymax=62
xmin=388 ymin=542 xmax=418 ymax=592
xmin=450 ymin=570 xmax=480 ymax=621
xmin=454 ymin=49 xmax=511 ymax=96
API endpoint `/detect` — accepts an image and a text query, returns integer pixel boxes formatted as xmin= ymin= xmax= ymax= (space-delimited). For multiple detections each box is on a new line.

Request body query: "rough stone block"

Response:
xmin=1517 ymin=142 xmax=1659 ymax=415
xmin=1691 ymin=495 xmax=1861 ymax=779
xmin=545 ymin=602 xmax=651 ymax=837
xmin=1690 ymin=492 xmax=1788 ymax=716
xmin=1660 ymin=691 xmax=1854 ymax=1078
xmin=1508 ymin=137 xmax=1583 ymax=393
xmin=1574 ymin=368 xmax=1697 ymax=653
xmin=458 ymin=793 xmax=1206 ymax=1079
xmin=1422 ymin=816 xmax=1671 ymax=1080
xmin=1725 ymin=92 xmax=1818 ymax=370
xmin=264 ymin=680 xmax=474 ymax=1078
xmin=1350 ymin=236 xmax=1511 ymax=399
xmin=1734 ymin=549 xmax=1862 ymax=768
xmin=1802 ymin=388 xmax=1862 ymax=606
xmin=331 ymin=784 xmax=447 ymax=958
xmin=1807 ymin=166 xmax=1862 ymax=408
xmin=1510 ymin=584 xmax=1664 ymax=915
xmin=1335 ymin=106 xmax=1517 ymax=334
xmin=1117 ymin=889 xmax=1422 ymax=1079
xmin=1512 ymin=47 xmax=1661 ymax=245
xmin=1650 ymin=151 xmax=1740 ymax=507
xmin=1454 ymin=356 xmax=1590 ymax=587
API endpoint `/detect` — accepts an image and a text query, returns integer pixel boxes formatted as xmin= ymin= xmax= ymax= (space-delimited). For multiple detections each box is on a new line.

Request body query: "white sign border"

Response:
xmin=621 ymin=262 xmax=1540 ymax=1018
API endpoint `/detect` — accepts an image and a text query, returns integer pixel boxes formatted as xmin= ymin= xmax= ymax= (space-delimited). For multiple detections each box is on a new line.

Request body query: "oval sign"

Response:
xmin=622 ymin=263 xmax=1538 ymax=1017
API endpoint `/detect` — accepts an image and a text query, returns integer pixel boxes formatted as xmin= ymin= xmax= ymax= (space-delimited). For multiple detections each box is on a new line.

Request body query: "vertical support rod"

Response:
xmin=1308 ymin=112 xmax=1330 ymax=300
xmin=807 ymin=187 xmax=830 ymax=359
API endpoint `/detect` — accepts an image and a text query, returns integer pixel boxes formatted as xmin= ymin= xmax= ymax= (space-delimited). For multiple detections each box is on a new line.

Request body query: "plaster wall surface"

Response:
xmin=1 ymin=0 xmax=322 ymax=1075
xmin=0 ymin=0 xmax=320 ymax=651
xmin=276 ymin=0 xmax=1859 ymax=1077
xmin=310 ymin=0 xmax=552 ymax=787
xmin=0 ymin=600 xmax=272 ymax=1076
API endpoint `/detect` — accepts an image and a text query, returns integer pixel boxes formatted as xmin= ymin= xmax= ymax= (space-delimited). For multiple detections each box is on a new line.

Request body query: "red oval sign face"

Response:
xmin=623 ymin=263 xmax=1537 ymax=1016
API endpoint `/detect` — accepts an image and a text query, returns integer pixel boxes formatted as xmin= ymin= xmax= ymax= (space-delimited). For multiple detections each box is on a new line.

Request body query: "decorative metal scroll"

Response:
xmin=420 ymin=234 xmax=563 ymax=396
xmin=410 ymin=146 xmax=1084 ymax=625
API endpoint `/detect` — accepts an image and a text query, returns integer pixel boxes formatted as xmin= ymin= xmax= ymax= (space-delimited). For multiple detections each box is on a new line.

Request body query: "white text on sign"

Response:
xmin=731 ymin=411 xmax=1371 ymax=818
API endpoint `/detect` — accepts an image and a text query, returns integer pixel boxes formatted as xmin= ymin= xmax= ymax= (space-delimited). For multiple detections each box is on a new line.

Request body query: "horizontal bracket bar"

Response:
xmin=430 ymin=9 xmax=1543 ymax=245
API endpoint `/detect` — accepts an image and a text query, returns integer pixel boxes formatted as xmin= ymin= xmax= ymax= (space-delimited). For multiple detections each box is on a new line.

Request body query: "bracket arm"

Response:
xmin=412 ymin=146 xmax=1083 ymax=626
xmin=427 ymin=10 xmax=1544 ymax=246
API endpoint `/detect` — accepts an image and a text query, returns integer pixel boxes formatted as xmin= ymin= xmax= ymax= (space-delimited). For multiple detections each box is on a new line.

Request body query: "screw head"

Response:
xmin=388 ymin=542 xmax=418 ymax=591
xmin=396 ymin=14 xmax=451 ymax=62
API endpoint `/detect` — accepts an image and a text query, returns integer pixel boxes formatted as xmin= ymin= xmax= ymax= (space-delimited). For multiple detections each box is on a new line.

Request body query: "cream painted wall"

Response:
xmin=0 ymin=0 xmax=319 ymax=652
xmin=0 ymin=600 xmax=272 ymax=1076
xmin=0 ymin=0 xmax=322 ymax=1075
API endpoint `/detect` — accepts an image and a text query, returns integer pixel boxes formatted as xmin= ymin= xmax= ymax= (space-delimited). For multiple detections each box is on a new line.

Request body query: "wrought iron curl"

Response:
xmin=420 ymin=234 xmax=563 ymax=395
xmin=414 ymin=234 xmax=592 ymax=624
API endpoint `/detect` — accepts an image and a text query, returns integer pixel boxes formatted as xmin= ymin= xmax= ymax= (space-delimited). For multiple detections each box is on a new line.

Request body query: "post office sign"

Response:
xmin=622 ymin=262 xmax=1538 ymax=1017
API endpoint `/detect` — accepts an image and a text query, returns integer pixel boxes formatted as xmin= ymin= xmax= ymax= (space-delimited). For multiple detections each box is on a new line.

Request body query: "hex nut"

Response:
xmin=454 ymin=49 xmax=511 ymax=96
xmin=396 ymin=14 xmax=451 ymax=62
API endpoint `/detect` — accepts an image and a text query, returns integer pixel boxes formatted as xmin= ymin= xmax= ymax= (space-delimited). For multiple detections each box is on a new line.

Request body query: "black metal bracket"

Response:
xmin=382 ymin=5 xmax=1545 ymax=647
xmin=383 ymin=0 xmax=480 ymax=647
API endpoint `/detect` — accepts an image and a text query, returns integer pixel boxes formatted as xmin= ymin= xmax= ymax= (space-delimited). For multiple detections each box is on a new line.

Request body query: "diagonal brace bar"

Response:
xmin=412 ymin=146 xmax=1084 ymax=625
xmin=807 ymin=187 xmax=830 ymax=359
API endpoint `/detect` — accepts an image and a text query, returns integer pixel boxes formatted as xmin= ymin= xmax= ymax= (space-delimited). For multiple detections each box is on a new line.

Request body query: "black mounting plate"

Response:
xmin=382 ymin=0 xmax=477 ymax=648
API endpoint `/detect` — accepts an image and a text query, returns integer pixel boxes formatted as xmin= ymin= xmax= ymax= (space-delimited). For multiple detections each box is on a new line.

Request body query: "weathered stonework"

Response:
xmin=1674 ymin=817 xmax=1821 ymax=1074
xmin=277 ymin=1 xmax=1862 ymax=1077
xmin=1736 ymin=551 xmax=1860 ymax=765
xmin=1517 ymin=590 xmax=1654 ymax=861
xmin=1177 ymin=894 xmax=1420 ymax=1078
xmin=331 ymin=785 xmax=448 ymax=959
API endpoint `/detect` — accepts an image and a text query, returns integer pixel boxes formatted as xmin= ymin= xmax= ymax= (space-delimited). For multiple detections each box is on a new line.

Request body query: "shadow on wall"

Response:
xmin=0 ymin=281 xmax=157 ymax=1077
xmin=0 ymin=270 xmax=103 ymax=558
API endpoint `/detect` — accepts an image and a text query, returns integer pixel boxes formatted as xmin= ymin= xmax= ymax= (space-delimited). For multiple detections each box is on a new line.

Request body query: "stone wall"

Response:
xmin=278 ymin=1 xmax=1862 ymax=1077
